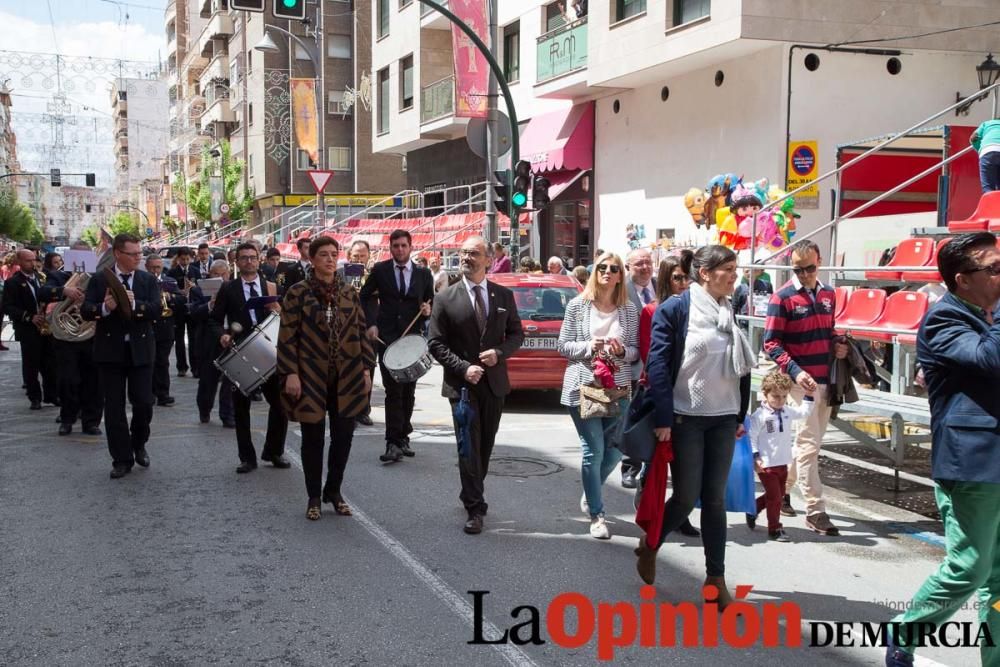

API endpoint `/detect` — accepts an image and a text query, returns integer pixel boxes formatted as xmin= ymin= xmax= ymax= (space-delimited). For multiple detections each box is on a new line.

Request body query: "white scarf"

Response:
xmin=689 ymin=282 xmax=755 ymax=377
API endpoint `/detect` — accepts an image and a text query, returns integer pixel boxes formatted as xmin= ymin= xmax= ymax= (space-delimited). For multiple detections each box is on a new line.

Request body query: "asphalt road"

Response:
xmin=0 ymin=342 xmax=979 ymax=666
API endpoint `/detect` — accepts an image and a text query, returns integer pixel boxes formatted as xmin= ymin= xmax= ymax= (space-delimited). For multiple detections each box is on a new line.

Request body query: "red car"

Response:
xmin=489 ymin=273 xmax=583 ymax=391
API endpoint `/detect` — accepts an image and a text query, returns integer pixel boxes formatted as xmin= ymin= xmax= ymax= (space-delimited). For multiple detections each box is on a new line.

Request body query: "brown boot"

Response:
xmin=704 ymin=575 xmax=733 ymax=609
xmin=634 ymin=540 xmax=658 ymax=584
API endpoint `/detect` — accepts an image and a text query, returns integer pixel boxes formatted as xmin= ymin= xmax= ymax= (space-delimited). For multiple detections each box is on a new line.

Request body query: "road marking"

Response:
xmin=283 ymin=444 xmax=538 ymax=667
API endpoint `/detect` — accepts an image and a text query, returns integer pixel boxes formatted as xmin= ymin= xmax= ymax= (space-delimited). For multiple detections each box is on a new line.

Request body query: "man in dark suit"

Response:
xmin=194 ymin=242 xmax=213 ymax=280
xmin=81 ymin=233 xmax=161 ymax=479
xmin=276 ymin=238 xmax=311 ymax=295
xmin=887 ymin=232 xmax=1000 ymax=666
xmin=144 ymin=255 xmax=185 ymax=407
xmin=428 ymin=236 xmax=523 ymax=534
xmin=167 ymin=247 xmax=200 ymax=377
xmin=192 ymin=260 xmax=235 ymax=427
xmin=260 ymin=247 xmax=281 ymax=282
xmin=360 ymin=229 xmax=435 ymax=463
xmin=209 ymin=242 xmax=289 ymax=473
xmin=1 ymin=248 xmax=58 ymax=409
xmin=38 ymin=265 xmax=102 ymax=435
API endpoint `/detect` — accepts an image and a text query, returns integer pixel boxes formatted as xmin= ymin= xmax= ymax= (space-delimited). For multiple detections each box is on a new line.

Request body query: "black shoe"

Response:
xmin=746 ymin=513 xmax=757 ymax=531
xmin=780 ymin=494 xmax=796 ymax=517
xmin=177 ymin=370 xmax=187 ymax=377
xmin=261 ymin=454 xmax=291 ymax=469
xmin=55 ymin=415 xmax=62 ymax=423
xmin=621 ymin=470 xmax=638 ymax=489
xmin=399 ymin=442 xmax=415 ymax=458
xmin=464 ymin=515 xmax=484 ymax=535
xmin=110 ymin=465 xmax=131 ymax=479
xmin=157 ymin=396 xmax=176 ymax=407
xmin=236 ymin=461 xmax=257 ymax=474
xmin=678 ymin=519 xmax=701 ymax=537
xmin=379 ymin=443 xmax=404 ymax=463
xmin=200 ymin=412 xmax=210 ymax=424
xmin=43 ymin=398 xmax=60 ymax=407
xmin=191 ymin=372 xmax=199 ymax=379
xmin=250 ymin=390 xmax=263 ymax=402
xmin=222 ymin=419 xmax=236 ymax=428
xmin=29 ymin=401 xmax=41 ymax=410
xmin=58 ymin=423 xmax=72 ymax=436
xmin=83 ymin=426 xmax=102 ymax=436
xmin=769 ymin=529 xmax=791 ymax=543
xmin=134 ymin=449 xmax=150 ymax=467
xmin=356 ymin=414 xmax=373 ymax=426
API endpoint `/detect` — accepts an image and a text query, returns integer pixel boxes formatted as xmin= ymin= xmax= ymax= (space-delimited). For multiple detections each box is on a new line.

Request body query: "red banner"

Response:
xmin=450 ymin=0 xmax=488 ymax=118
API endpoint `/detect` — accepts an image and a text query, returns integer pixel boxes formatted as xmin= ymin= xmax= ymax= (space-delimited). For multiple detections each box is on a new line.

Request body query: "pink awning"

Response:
xmin=520 ymin=102 xmax=594 ymax=173
xmin=544 ymin=169 xmax=588 ymax=201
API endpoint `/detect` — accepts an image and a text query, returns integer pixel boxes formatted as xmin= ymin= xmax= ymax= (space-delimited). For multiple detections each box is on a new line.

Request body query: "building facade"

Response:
xmin=111 ymin=76 xmax=169 ymax=233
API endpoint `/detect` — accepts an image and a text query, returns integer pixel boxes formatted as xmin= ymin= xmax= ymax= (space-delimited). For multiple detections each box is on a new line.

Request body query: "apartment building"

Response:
xmin=111 ymin=77 xmax=169 ymax=231
xmin=372 ymin=0 xmax=1000 ymax=263
xmin=0 ymin=83 xmax=19 ymax=176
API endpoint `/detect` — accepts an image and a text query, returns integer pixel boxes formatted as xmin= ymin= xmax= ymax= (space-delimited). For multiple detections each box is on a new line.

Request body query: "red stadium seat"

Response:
xmin=949 ymin=191 xmax=1000 ymax=232
xmin=901 ymin=237 xmax=951 ymax=283
xmin=866 ymin=238 xmax=935 ymax=281
xmin=854 ymin=291 xmax=929 ymax=342
xmin=834 ymin=286 xmax=849 ymax=320
xmin=837 ymin=288 xmax=887 ymax=332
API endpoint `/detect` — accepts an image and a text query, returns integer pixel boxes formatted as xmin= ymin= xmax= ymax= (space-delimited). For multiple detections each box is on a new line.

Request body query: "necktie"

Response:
xmin=641 ymin=285 xmax=651 ymax=305
xmin=120 ymin=273 xmax=131 ymax=290
xmin=776 ymin=409 xmax=784 ymax=433
xmin=473 ymin=285 xmax=487 ymax=331
xmin=247 ymin=282 xmax=259 ymax=325
xmin=398 ymin=265 xmax=406 ymax=295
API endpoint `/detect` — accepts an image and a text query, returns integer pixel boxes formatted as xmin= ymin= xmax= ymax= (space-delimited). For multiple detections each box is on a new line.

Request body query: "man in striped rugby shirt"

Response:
xmin=763 ymin=240 xmax=849 ymax=536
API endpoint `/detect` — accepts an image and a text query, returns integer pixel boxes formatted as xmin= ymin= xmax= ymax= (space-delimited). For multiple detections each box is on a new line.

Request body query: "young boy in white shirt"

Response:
xmin=748 ymin=370 xmax=815 ymax=542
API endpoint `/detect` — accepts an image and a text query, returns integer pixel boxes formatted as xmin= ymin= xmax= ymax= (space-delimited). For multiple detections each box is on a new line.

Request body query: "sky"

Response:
xmin=0 ymin=0 xmax=168 ymax=186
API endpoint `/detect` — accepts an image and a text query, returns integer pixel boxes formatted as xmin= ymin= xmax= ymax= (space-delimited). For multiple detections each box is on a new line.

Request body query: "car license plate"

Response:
xmin=522 ymin=336 xmax=557 ymax=350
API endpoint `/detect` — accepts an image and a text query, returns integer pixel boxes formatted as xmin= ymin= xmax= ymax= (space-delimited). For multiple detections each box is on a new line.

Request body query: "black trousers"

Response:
xmin=232 ymin=374 xmax=287 ymax=464
xmin=196 ymin=357 xmax=234 ymax=422
xmin=300 ymin=377 xmax=357 ymax=500
xmin=16 ymin=325 xmax=57 ymax=403
xmin=153 ymin=332 xmax=174 ymax=400
xmin=98 ymin=351 xmax=154 ymax=468
xmin=379 ymin=351 xmax=416 ymax=445
xmin=174 ymin=316 xmax=192 ymax=373
xmin=450 ymin=387 xmax=504 ymax=518
xmin=56 ymin=340 xmax=102 ymax=428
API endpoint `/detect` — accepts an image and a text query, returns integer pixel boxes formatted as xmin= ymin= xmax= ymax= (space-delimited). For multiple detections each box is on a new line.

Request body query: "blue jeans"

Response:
xmin=569 ymin=400 xmax=627 ymax=517
xmin=980 ymin=152 xmax=1000 ymax=193
xmin=658 ymin=414 xmax=738 ymax=576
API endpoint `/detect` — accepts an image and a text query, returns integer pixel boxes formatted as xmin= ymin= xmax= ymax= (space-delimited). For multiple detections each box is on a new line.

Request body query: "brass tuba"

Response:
xmin=47 ymin=272 xmax=96 ymax=341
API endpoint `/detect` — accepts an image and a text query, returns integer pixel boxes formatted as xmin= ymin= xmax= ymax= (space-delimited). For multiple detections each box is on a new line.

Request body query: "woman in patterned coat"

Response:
xmin=278 ymin=236 xmax=375 ymax=520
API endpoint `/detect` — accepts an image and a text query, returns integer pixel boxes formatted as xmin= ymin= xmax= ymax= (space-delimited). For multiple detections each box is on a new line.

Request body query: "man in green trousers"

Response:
xmin=887 ymin=232 xmax=1000 ymax=666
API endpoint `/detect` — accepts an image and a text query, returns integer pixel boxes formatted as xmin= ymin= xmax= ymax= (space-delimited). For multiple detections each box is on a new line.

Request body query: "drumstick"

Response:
xmin=376 ymin=337 xmax=387 ymax=346
xmin=400 ymin=302 xmax=429 ymax=338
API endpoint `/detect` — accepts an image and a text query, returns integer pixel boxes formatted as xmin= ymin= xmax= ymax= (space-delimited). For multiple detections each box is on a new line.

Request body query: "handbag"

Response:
xmin=605 ymin=383 xmax=657 ymax=462
xmin=579 ymin=383 xmax=629 ymax=420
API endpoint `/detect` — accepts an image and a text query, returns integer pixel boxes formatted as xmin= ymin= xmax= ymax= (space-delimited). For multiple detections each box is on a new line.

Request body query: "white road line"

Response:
xmin=282 ymin=444 xmax=538 ymax=667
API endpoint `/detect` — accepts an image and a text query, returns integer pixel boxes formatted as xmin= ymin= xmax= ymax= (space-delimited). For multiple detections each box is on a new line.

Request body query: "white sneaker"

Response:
xmin=580 ymin=493 xmax=589 ymax=516
xmin=590 ymin=513 xmax=611 ymax=540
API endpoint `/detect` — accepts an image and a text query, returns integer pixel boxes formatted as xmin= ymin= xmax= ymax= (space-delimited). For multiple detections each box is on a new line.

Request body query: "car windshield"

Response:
xmin=511 ymin=286 xmax=578 ymax=321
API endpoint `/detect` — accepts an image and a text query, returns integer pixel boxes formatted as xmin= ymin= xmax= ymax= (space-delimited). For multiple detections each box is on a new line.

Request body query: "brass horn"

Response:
xmin=47 ymin=272 xmax=96 ymax=341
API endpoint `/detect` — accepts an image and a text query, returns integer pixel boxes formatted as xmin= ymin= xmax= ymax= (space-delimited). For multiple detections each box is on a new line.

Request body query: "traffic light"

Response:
xmin=493 ymin=169 xmax=511 ymax=217
xmin=532 ymin=175 xmax=551 ymax=210
xmin=272 ymin=0 xmax=306 ymax=20
xmin=85 ymin=173 xmax=96 ymax=187
xmin=512 ymin=160 xmax=531 ymax=209
xmin=50 ymin=168 xmax=61 ymax=187
xmin=231 ymin=0 xmax=265 ymax=10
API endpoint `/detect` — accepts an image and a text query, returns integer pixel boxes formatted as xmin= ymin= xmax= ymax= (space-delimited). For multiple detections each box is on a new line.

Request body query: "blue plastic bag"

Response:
xmin=694 ymin=417 xmax=756 ymax=514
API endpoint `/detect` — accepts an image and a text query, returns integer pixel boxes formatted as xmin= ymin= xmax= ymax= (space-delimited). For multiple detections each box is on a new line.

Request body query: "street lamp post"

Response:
xmin=255 ymin=24 xmax=325 ymax=228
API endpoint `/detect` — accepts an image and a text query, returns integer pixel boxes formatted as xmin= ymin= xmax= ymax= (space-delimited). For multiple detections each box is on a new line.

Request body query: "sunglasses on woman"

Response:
xmin=596 ymin=264 xmax=621 ymax=274
xmin=671 ymin=274 xmax=689 ymax=283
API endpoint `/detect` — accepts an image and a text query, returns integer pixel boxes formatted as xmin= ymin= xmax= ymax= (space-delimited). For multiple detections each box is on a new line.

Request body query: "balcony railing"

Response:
xmin=536 ymin=17 xmax=588 ymax=84
xmin=420 ymin=75 xmax=455 ymax=124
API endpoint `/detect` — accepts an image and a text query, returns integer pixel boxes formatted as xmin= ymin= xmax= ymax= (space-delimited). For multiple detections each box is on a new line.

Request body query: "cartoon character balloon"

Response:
xmin=684 ymin=187 xmax=708 ymax=228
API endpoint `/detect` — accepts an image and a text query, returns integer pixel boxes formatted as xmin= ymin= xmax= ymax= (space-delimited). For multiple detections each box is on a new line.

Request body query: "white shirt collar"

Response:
xmin=394 ymin=260 xmax=412 ymax=271
xmin=114 ymin=264 xmax=131 ymax=277
xmin=791 ymin=274 xmax=825 ymax=292
xmin=242 ymin=274 xmax=260 ymax=287
xmin=462 ymin=275 xmax=488 ymax=291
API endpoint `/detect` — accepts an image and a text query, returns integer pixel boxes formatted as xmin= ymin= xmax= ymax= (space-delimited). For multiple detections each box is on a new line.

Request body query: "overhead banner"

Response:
xmin=451 ymin=0 xmax=489 ymax=118
xmin=291 ymin=78 xmax=319 ymax=165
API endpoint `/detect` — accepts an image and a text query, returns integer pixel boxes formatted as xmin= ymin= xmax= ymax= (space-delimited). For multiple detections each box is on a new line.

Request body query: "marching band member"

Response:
xmin=277 ymin=238 xmax=312 ymax=295
xmin=210 ymin=242 xmax=289 ymax=473
xmin=278 ymin=236 xmax=375 ymax=520
xmin=38 ymin=259 xmax=103 ymax=436
xmin=193 ymin=259 xmax=236 ymax=427
xmin=81 ymin=233 xmax=162 ymax=479
xmin=360 ymin=229 xmax=435 ymax=463
xmin=2 ymin=248 xmax=58 ymax=409
xmin=261 ymin=247 xmax=281 ymax=283
xmin=166 ymin=248 xmax=200 ymax=377
xmin=144 ymin=255 xmax=185 ymax=407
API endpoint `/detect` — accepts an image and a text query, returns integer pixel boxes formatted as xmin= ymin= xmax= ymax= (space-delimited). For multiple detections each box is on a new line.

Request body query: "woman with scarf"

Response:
xmin=278 ymin=236 xmax=375 ymax=520
xmin=558 ymin=251 xmax=639 ymax=540
xmin=637 ymin=245 xmax=753 ymax=607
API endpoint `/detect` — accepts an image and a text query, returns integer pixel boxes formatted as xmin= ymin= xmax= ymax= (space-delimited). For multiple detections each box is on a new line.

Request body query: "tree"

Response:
xmin=178 ymin=141 xmax=254 ymax=226
xmin=0 ymin=190 xmax=44 ymax=244
xmin=107 ymin=211 xmax=141 ymax=237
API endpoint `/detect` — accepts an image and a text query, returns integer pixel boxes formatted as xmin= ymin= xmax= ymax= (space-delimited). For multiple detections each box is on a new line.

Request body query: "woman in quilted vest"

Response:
xmin=278 ymin=236 xmax=376 ymax=521
xmin=558 ymin=251 xmax=638 ymax=540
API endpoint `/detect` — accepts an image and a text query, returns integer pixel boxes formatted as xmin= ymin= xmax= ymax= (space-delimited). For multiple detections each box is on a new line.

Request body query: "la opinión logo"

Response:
xmin=468 ymin=588 xmax=995 ymax=660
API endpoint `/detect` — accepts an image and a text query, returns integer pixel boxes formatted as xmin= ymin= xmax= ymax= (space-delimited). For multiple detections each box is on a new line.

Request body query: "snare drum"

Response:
xmin=215 ymin=313 xmax=281 ymax=395
xmin=382 ymin=335 xmax=433 ymax=384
